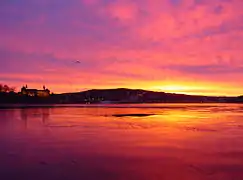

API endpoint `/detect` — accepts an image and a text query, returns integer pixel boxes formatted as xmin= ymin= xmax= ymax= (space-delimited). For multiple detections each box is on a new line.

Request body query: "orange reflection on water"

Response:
xmin=0 ymin=104 xmax=243 ymax=180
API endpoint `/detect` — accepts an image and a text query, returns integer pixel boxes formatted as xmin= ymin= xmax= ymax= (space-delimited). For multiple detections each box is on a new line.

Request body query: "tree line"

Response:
xmin=0 ymin=84 xmax=16 ymax=93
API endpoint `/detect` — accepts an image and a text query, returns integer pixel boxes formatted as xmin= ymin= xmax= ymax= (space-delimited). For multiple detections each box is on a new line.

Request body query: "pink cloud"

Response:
xmin=0 ymin=0 xmax=243 ymax=95
xmin=82 ymin=0 xmax=100 ymax=6
xmin=104 ymin=0 xmax=139 ymax=22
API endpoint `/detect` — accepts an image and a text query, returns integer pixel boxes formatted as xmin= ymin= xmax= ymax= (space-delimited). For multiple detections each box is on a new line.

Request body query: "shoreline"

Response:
xmin=0 ymin=102 xmax=242 ymax=109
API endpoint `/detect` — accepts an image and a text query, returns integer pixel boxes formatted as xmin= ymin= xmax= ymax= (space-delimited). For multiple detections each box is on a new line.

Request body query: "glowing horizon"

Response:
xmin=2 ymin=82 xmax=241 ymax=97
xmin=1 ymin=0 xmax=243 ymax=96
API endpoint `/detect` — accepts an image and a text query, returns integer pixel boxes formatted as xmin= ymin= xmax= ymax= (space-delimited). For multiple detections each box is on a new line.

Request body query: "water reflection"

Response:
xmin=0 ymin=104 xmax=243 ymax=180
xmin=20 ymin=108 xmax=50 ymax=129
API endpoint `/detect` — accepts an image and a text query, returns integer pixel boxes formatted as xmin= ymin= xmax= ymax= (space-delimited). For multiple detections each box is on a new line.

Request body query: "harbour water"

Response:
xmin=0 ymin=104 xmax=243 ymax=180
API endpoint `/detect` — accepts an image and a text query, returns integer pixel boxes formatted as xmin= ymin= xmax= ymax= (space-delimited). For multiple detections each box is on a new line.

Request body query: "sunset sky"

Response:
xmin=1 ymin=0 xmax=243 ymax=95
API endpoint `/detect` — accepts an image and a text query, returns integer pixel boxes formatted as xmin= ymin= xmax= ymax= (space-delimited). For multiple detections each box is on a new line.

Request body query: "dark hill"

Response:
xmin=1 ymin=88 xmax=242 ymax=104
xmin=54 ymin=88 xmax=240 ymax=104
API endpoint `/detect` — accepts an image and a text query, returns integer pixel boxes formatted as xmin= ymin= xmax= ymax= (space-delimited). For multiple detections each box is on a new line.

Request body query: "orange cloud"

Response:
xmin=0 ymin=0 xmax=243 ymax=95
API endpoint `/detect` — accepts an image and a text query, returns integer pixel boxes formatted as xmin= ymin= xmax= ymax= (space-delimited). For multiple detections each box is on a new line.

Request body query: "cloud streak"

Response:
xmin=0 ymin=0 xmax=242 ymax=95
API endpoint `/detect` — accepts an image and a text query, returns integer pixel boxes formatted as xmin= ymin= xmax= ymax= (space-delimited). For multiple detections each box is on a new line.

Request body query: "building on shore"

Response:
xmin=21 ymin=85 xmax=50 ymax=97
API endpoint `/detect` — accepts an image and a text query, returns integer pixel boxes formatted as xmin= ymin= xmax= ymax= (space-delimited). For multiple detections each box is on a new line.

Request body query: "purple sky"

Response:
xmin=0 ymin=0 xmax=243 ymax=95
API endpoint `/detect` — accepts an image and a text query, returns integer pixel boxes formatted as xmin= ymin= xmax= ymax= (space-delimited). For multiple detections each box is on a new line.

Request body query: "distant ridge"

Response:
xmin=0 ymin=88 xmax=242 ymax=104
xmin=54 ymin=88 xmax=242 ymax=104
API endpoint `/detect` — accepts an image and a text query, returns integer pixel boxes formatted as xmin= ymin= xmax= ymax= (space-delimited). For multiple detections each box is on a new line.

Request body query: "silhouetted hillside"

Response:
xmin=0 ymin=88 xmax=242 ymax=104
xmin=53 ymin=88 xmax=243 ymax=104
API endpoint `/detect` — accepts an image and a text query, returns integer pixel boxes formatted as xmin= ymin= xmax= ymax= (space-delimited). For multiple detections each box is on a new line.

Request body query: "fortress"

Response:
xmin=21 ymin=85 xmax=50 ymax=97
